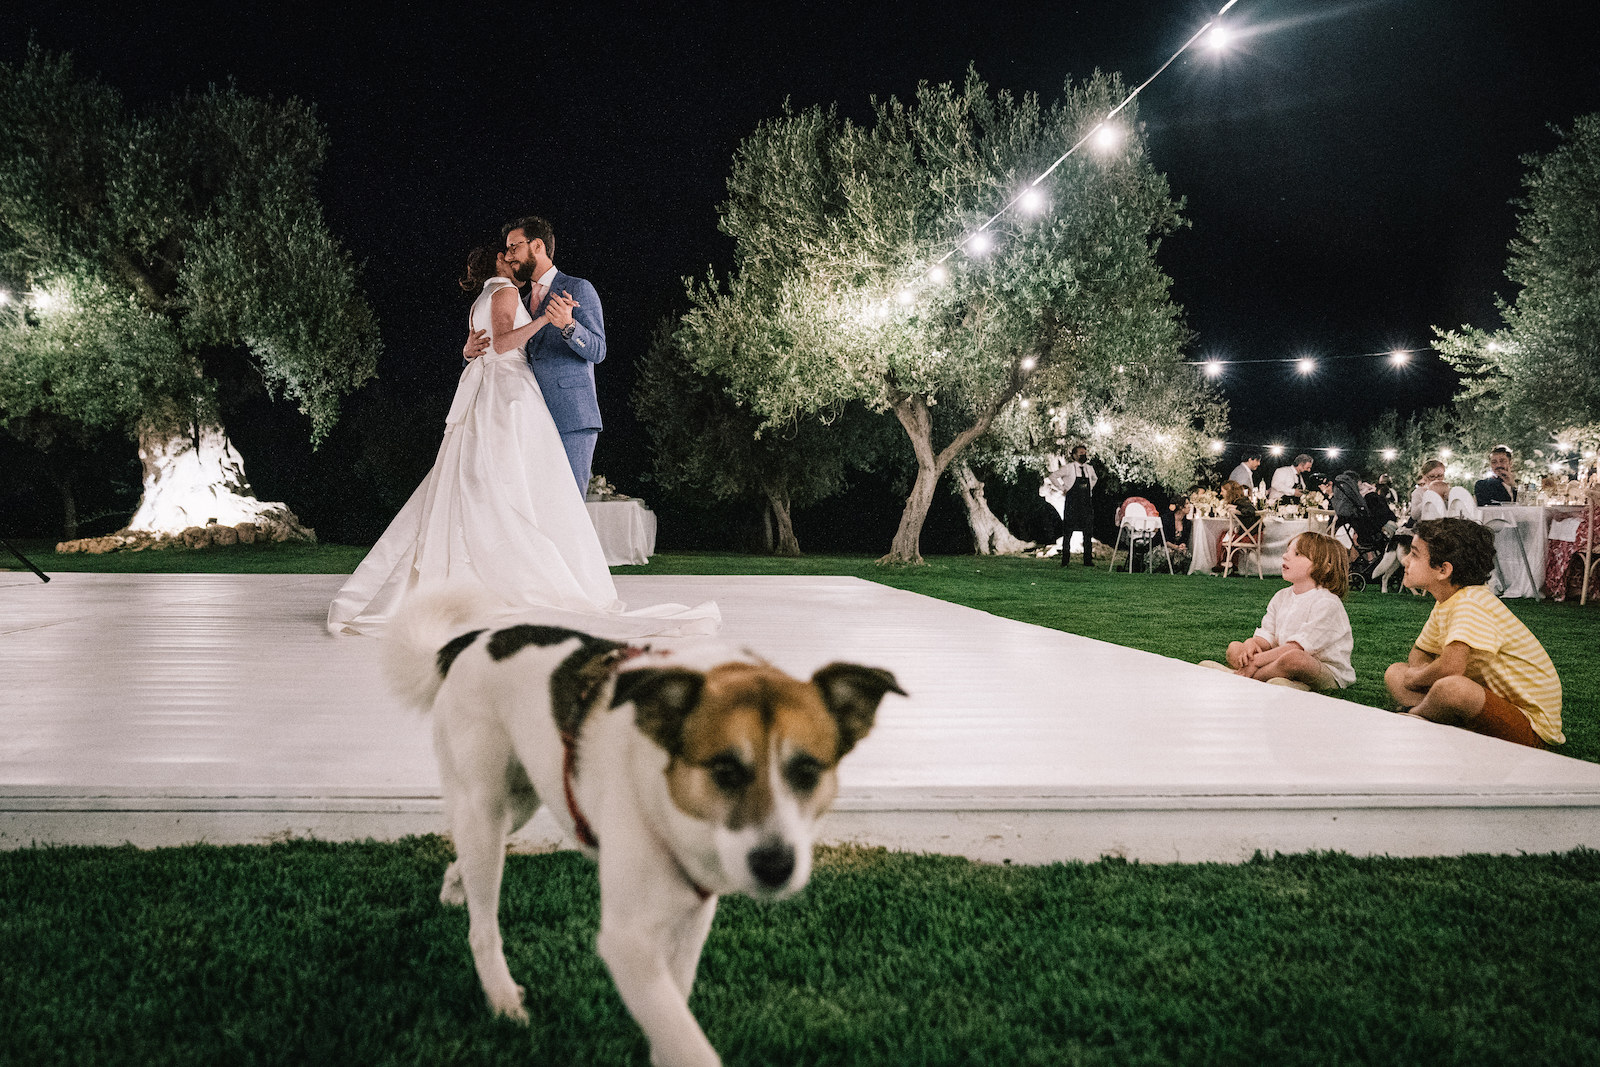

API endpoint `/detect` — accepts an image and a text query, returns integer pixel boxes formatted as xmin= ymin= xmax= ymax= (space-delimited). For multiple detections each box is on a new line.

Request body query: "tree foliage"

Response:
xmin=677 ymin=67 xmax=1217 ymax=560
xmin=634 ymin=321 xmax=892 ymax=554
xmin=0 ymin=47 xmax=379 ymax=447
xmin=1434 ymin=112 xmax=1600 ymax=449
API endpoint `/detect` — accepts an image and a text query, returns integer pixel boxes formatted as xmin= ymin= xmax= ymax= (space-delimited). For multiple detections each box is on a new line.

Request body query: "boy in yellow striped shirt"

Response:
xmin=1384 ymin=518 xmax=1563 ymax=748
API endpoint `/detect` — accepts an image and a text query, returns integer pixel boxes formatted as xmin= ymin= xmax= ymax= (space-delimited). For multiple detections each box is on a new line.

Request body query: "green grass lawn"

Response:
xmin=3 ymin=838 xmax=1597 ymax=1066
xmin=5 ymin=542 xmax=1599 ymax=1064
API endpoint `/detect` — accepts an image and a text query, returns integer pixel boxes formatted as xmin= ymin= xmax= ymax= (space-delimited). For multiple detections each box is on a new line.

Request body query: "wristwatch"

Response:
xmin=560 ymin=323 xmax=577 ymax=342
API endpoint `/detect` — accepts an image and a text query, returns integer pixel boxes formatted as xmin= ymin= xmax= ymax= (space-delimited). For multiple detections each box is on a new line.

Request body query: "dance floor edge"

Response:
xmin=3 ymin=572 xmax=1598 ymax=863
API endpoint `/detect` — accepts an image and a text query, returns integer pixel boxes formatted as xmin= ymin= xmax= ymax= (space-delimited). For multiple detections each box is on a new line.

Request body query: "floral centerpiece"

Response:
xmin=1301 ymin=490 xmax=1328 ymax=510
xmin=1189 ymin=488 xmax=1222 ymax=517
xmin=585 ymin=474 xmax=632 ymax=502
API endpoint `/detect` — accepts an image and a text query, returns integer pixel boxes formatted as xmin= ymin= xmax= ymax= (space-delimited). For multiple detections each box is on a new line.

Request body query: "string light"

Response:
xmin=1269 ymin=444 xmax=1284 ymax=457
xmin=1020 ymin=356 xmax=1037 ymax=371
xmin=1382 ymin=449 xmax=1398 ymax=461
xmin=1019 ymin=188 xmax=1046 ymax=213
xmin=1207 ymin=25 xmax=1233 ymax=50
xmin=964 ymin=231 xmax=993 ymax=257
xmin=904 ymin=0 xmax=1239 ymax=286
xmin=1092 ymin=122 xmax=1125 ymax=153
xmin=0 ymin=290 xmax=10 ymax=306
xmin=1438 ymin=448 xmax=1452 ymax=459
xmin=1295 ymin=357 xmax=1316 ymax=375
xmin=1188 ymin=346 xmax=1429 ymax=374
xmin=1389 ymin=350 xmax=1409 ymax=366
xmin=1203 ymin=359 xmax=1223 ymax=377
xmin=1326 ymin=447 xmax=1340 ymax=459
xmin=928 ymin=264 xmax=948 ymax=284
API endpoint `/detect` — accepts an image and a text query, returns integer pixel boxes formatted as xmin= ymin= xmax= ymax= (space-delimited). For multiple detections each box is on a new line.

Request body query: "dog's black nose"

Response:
xmin=748 ymin=842 xmax=795 ymax=888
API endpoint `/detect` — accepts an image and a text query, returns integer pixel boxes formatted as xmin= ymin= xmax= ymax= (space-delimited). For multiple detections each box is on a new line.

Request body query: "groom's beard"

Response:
xmin=511 ymin=260 xmax=535 ymax=284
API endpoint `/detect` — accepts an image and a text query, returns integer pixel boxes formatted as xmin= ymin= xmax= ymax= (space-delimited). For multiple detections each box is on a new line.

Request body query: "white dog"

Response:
xmin=384 ymin=587 xmax=904 ymax=1067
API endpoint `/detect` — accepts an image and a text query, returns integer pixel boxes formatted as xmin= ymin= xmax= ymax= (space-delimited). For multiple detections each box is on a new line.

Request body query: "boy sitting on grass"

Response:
xmin=1201 ymin=531 xmax=1355 ymax=692
xmin=1385 ymin=517 xmax=1563 ymax=748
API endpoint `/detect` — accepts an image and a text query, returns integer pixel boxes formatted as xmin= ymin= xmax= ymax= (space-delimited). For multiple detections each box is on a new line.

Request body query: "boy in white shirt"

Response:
xmin=1201 ymin=531 xmax=1355 ymax=691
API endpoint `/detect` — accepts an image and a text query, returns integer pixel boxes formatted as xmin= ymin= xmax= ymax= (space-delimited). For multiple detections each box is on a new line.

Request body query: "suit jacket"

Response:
xmin=1474 ymin=476 xmax=1516 ymax=506
xmin=524 ymin=270 xmax=606 ymax=433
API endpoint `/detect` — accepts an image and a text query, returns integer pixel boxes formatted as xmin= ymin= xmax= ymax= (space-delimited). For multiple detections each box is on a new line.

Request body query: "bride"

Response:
xmin=328 ymin=248 xmax=718 ymax=638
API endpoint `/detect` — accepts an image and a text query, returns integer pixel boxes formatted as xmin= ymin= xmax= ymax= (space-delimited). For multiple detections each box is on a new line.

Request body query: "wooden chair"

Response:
xmin=1303 ymin=508 xmax=1336 ymax=536
xmin=1220 ymin=511 xmax=1264 ymax=578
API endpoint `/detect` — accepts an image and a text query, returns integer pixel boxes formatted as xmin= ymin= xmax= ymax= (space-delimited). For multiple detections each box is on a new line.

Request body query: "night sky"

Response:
xmin=6 ymin=0 xmax=1600 ymax=538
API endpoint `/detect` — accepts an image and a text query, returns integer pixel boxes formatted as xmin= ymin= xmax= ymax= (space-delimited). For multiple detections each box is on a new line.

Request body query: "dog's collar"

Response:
xmin=558 ymin=650 xmax=713 ymax=903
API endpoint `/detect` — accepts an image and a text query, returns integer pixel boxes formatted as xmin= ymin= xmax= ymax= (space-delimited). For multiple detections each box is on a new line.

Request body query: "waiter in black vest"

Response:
xmin=1049 ymin=443 xmax=1098 ymax=567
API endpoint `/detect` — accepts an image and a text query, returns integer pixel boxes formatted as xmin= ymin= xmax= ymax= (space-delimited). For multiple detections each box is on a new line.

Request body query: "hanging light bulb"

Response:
xmin=1296 ymin=357 xmax=1316 ymax=375
xmin=1389 ymin=350 xmax=1410 ymax=366
xmin=965 ymin=231 xmax=993 ymax=256
xmin=1210 ymin=440 xmax=1225 ymax=453
xmin=1326 ymin=447 xmax=1341 ymax=459
xmin=896 ymin=288 xmax=915 ymax=306
xmin=1203 ymin=360 xmax=1223 ymax=377
xmin=1382 ymin=449 xmax=1398 ymax=461
xmin=1269 ymin=444 xmax=1284 ymax=457
xmin=928 ymin=264 xmax=948 ymax=284
xmin=1092 ymin=122 xmax=1124 ymax=153
xmin=1019 ymin=187 xmax=1045 ymax=213
xmin=1439 ymin=448 xmax=1452 ymax=460
xmin=1206 ymin=24 xmax=1232 ymax=51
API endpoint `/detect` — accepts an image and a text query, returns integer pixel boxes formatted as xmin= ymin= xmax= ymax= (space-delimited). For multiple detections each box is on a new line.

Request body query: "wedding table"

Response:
xmin=1475 ymin=503 xmax=1555 ymax=599
xmin=585 ymin=499 xmax=657 ymax=566
xmin=1187 ymin=514 xmax=1312 ymax=576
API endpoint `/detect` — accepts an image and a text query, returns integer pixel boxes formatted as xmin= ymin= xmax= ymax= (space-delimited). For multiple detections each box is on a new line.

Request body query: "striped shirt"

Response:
xmin=1415 ymin=585 xmax=1564 ymax=744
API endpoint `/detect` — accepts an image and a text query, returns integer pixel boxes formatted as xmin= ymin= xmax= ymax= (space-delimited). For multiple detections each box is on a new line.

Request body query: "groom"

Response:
xmin=463 ymin=216 xmax=607 ymax=496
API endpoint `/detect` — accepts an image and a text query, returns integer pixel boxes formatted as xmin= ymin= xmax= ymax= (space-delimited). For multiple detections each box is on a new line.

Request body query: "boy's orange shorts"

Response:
xmin=1471 ymin=688 xmax=1545 ymax=748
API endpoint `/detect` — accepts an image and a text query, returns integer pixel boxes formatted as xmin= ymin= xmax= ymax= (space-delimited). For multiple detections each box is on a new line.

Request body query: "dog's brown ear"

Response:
xmin=811 ymin=663 xmax=904 ymax=757
xmin=612 ymin=667 xmax=705 ymax=755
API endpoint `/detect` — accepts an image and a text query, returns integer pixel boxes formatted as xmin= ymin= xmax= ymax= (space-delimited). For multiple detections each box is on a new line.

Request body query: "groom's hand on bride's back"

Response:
xmin=463 ymin=329 xmax=490 ymax=361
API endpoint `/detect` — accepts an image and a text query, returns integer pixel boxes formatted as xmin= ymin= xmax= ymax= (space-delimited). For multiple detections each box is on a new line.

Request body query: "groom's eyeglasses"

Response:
xmin=505 ymin=240 xmax=528 ymax=255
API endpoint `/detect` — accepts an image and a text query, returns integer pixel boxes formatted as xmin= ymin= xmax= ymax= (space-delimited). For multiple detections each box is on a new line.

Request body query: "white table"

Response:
xmin=1476 ymin=503 xmax=1566 ymax=598
xmin=585 ymin=499 xmax=656 ymax=566
xmin=1188 ymin=514 xmax=1311 ymax=576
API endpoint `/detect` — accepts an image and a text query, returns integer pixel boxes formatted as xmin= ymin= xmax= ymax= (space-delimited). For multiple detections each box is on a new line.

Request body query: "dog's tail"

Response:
xmin=382 ymin=584 xmax=501 ymax=711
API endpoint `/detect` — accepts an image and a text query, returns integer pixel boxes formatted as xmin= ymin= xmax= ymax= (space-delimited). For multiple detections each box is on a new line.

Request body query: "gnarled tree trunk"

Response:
xmin=953 ymin=462 xmax=1034 ymax=555
xmin=758 ymin=476 xmax=801 ymax=557
xmin=124 ymin=420 xmax=314 ymax=541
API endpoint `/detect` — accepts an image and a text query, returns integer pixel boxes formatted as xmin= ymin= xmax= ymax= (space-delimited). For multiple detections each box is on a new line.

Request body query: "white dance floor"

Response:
xmin=3 ymin=572 xmax=1599 ymax=862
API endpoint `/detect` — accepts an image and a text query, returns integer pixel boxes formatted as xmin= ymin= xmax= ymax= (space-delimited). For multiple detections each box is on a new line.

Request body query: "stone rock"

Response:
xmin=234 ymin=522 xmax=258 ymax=544
xmin=209 ymin=524 xmax=239 ymax=546
xmin=181 ymin=526 xmax=210 ymax=549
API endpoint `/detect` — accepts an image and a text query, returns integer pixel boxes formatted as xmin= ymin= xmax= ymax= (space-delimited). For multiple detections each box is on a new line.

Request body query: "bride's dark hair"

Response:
xmin=459 ymin=247 xmax=501 ymax=292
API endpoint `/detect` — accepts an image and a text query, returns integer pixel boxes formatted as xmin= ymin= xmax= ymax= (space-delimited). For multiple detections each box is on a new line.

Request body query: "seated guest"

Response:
xmin=1375 ymin=472 xmax=1399 ymax=509
xmin=1213 ymin=480 xmax=1259 ymax=571
xmin=1473 ymin=445 xmax=1519 ymax=506
xmin=1269 ymin=454 xmax=1315 ymax=502
xmin=1199 ymin=531 xmax=1354 ymax=692
xmin=1228 ymin=452 xmax=1261 ymax=490
xmin=1384 ymin=518 xmax=1563 ymax=748
xmin=1409 ymin=460 xmax=1446 ymax=516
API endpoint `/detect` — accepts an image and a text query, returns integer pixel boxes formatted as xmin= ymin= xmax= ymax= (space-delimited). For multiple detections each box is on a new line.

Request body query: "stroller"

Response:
xmin=1330 ymin=472 xmax=1398 ymax=592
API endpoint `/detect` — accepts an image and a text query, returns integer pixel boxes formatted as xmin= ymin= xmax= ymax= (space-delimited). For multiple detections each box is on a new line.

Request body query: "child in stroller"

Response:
xmin=1330 ymin=471 xmax=1400 ymax=591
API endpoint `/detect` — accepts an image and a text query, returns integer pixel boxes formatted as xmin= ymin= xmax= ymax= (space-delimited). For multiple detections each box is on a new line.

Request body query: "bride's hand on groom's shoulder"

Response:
xmin=463 ymin=329 xmax=489 ymax=361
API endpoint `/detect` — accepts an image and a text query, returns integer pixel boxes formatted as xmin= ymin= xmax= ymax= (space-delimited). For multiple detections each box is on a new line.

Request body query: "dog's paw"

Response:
xmin=488 ymin=984 xmax=528 ymax=1025
xmin=439 ymin=862 xmax=466 ymax=907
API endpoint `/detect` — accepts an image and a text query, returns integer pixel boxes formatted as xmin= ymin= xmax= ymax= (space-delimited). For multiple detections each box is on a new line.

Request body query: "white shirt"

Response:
xmin=1229 ymin=463 xmax=1256 ymax=488
xmin=531 ymin=265 xmax=558 ymax=295
xmin=1269 ymin=465 xmax=1302 ymax=501
xmin=1049 ymin=461 xmax=1097 ymax=495
xmin=1254 ymin=586 xmax=1355 ymax=688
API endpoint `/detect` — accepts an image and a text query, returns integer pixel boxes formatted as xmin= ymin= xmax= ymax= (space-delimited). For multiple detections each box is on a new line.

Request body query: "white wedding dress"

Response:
xmin=327 ymin=276 xmax=718 ymax=638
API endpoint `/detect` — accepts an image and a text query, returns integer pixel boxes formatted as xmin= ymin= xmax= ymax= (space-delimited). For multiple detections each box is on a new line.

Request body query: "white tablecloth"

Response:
xmin=1188 ymin=515 xmax=1311 ymax=575
xmin=1475 ymin=504 xmax=1552 ymax=598
xmin=585 ymin=499 xmax=656 ymax=566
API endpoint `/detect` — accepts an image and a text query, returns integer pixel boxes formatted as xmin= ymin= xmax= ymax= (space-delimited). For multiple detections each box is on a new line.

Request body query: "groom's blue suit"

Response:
xmin=524 ymin=270 xmax=606 ymax=495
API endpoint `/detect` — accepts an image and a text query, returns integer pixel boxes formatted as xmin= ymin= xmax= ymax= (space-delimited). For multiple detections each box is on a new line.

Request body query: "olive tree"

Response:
xmin=0 ymin=48 xmax=378 ymax=544
xmin=679 ymin=68 xmax=1197 ymax=562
